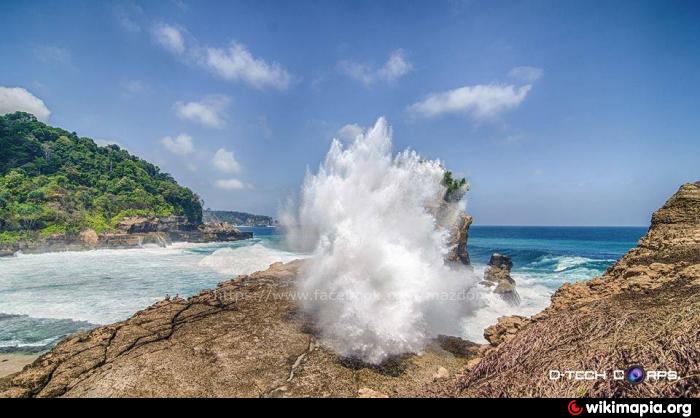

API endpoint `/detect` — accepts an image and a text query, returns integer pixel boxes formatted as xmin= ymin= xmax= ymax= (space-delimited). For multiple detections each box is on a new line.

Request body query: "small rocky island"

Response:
xmin=481 ymin=253 xmax=521 ymax=306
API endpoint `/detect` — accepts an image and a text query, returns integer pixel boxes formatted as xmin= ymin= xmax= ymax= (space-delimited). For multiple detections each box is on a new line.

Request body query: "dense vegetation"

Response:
xmin=442 ymin=171 xmax=468 ymax=203
xmin=203 ymin=210 xmax=275 ymax=226
xmin=0 ymin=112 xmax=202 ymax=243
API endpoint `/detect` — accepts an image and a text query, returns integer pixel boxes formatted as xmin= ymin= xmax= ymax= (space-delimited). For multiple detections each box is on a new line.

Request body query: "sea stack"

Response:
xmin=482 ymin=253 xmax=521 ymax=306
xmin=446 ymin=213 xmax=473 ymax=266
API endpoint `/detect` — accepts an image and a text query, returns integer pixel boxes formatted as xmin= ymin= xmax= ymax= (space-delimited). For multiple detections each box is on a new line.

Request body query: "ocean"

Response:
xmin=0 ymin=225 xmax=647 ymax=353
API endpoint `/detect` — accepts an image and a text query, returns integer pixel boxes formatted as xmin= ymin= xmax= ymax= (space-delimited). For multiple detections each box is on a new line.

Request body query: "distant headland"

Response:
xmin=0 ymin=112 xmax=253 ymax=256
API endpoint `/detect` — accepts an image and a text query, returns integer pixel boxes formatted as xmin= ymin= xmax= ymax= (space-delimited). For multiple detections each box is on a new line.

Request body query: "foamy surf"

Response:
xmin=198 ymin=243 xmax=305 ymax=276
xmin=456 ymin=264 xmax=551 ymax=343
xmin=0 ymin=237 xmax=303 ymax=326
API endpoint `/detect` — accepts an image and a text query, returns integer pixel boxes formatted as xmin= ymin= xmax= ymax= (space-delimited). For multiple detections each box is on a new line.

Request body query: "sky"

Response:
xmin=1 ymin=0 xmax=698 ymax=225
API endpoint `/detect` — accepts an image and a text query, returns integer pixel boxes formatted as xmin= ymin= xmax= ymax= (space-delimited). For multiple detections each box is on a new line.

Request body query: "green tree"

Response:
xmin=0 ymin=112 xmax=204 ymax=238
xmin=442 ymin=171 xmax=468 ymax=203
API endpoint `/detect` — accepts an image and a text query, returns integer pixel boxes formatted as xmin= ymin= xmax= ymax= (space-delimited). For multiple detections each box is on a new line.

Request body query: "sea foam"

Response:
xmin=198 ymin=243 xmax=303 ymax=276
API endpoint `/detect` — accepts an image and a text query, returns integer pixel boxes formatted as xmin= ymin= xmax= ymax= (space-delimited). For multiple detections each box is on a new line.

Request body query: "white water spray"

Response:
xmin=282 ymin=118 xmax=481 ymax=364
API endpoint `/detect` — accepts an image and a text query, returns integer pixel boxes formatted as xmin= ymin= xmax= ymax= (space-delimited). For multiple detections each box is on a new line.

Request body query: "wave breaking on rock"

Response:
xmin=281 ymin=117 xmax=480 ymax=364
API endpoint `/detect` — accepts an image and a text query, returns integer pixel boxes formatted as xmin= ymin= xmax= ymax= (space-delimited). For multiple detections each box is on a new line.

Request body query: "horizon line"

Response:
xmin=470 ymin=224 xmax=649 ymax=228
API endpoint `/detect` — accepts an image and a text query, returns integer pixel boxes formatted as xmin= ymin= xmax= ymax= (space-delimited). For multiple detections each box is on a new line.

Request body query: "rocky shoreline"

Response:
xmin=1 ymin=182 xmax=697 ymax=397
xmin=0 ymin=260 xmax=482 ymax=397
xmin=448 ymin=181 xmax=700 ymax=397
xmin=0 ymin=216 xmax=252 ymax=257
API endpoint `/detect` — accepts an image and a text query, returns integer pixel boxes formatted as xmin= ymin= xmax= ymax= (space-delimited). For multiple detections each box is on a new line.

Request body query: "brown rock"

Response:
xmin=116 ymin=216 xmax=160 ymax=234
xmin=436 ymin=335 xmax=481 ymax=358
xmin=456 ymin=181 xmax=700 ymax=398
xmin=482 ymin=253 xmax=521 ymax=306
xmin=79 ymin=229 xmax=98 ymax=247
xmin=483 ymin=315 xmax=530 ymax=346
xmin=432 ymin=366 xmax=449 ymax=380
xmin=446 ymin=213 xmax=473 ymax=266
xmin=358 ymin=388 xmax=389 ymax=398
xmin=168 ymin=222 xmax=252 ymax=243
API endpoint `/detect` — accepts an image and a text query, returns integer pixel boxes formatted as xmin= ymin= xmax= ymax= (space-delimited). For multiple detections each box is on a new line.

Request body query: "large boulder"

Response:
xmin=482 ymin=253 xmax=520 ymax=306
xmin=79 ymin=229 xmax=99 ymax=247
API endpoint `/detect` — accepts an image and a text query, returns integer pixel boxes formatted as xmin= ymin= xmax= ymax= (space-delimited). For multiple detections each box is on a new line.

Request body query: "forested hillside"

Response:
xmin=0 ymin=112 xmax=202 ymax=242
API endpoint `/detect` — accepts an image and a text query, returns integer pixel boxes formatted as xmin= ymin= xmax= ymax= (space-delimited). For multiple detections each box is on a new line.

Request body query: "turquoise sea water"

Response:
xmin=468 ymin=226 xmax=647 ymax=289
xmin=0 ymin=226 xmax=646 ymax=353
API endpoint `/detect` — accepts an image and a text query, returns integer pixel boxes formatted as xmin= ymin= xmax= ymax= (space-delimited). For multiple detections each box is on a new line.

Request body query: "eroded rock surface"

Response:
xmin=453 ymin=182 xmax=700 ymax=397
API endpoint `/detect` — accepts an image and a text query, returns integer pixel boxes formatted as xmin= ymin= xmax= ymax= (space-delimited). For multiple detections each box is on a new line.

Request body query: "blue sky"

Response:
xmin=1 ymin=0 xmax=698 ymax=225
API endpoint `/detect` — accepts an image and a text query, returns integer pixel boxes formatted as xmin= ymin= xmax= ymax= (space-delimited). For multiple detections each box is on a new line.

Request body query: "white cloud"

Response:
xmin=119 ymin=16 xmax=141 ymax=33
xmin=215 ymin=178 xmax=246 ymax=190
xmin=336 ymin=123 xmax=364 ymax=142
xmin=152 ymin=23 xmax=185 ymax=55
xmin=508 ymin=66 xmax=543 ymax=83
xmin=161 ymin=133 xmax=194 ymax=155
xmin=33 ymin=45 xmax=71 ymax=65
xmin=173 ymin=95 xmax=229 ymax=128
xmin=339 ymin=50 xmax=412 ymax=85
xmin=117 ymin=13 xmax=141 ymax=33
xmin=204 ymin=42 xmax=292 ymax=90
xmin=146 ymin=21 xmax=293 ymax=92
xmin=212 ymin=148 xmax=241 ymax=173
xmin=408 ymin=83 xmax=531 ymax=120
xmin=115 ymin=3 xmax=143 ymax=33
xmin=378 ymin=50 xmax=413 ymax=81
xmin=0 ymin=87 xmax=51 ymax=121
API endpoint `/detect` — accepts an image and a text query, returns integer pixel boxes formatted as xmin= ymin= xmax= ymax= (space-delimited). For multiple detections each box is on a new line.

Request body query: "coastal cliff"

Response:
xmin=450 ymin=181 xmax=700 ymax=397
xmin=2 ymin=182 xmax=697 ymax=398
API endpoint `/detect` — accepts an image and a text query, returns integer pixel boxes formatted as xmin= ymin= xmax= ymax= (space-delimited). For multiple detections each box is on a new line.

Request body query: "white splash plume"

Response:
xmin=282 ymin=117 xmax=480 ymax=364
